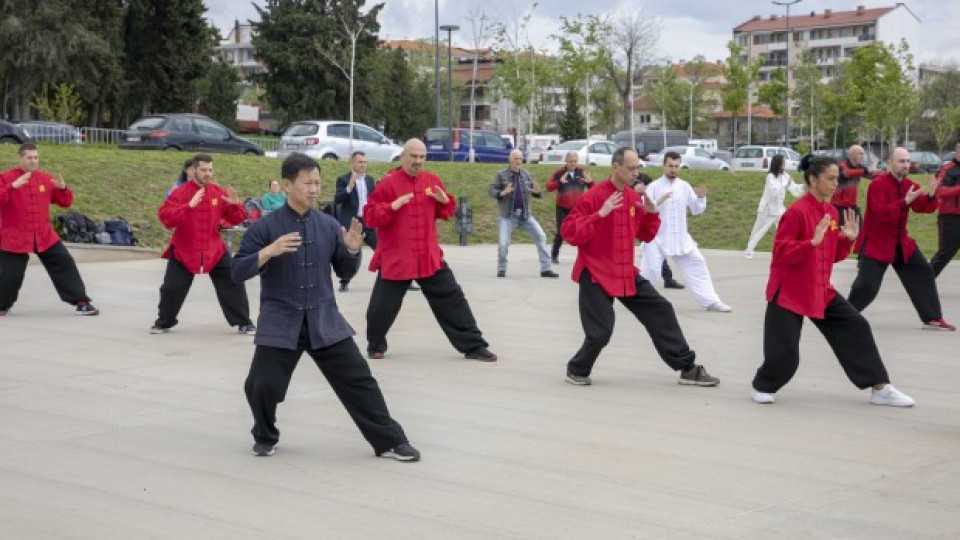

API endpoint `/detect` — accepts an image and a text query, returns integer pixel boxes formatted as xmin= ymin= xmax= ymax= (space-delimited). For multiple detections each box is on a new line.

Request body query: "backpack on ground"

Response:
xmin=243 ymin=197 xmax=264 ymax=226
xmin=97 ymin=218 xmax=137 ymax=246
xmin=57 ymin=211 xmax=98 ymax=244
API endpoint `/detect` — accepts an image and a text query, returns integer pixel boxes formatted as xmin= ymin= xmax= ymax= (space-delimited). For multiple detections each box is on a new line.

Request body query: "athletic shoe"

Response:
xmin=465 ymin=347 xmax=497 ymax=362
xmin=565 ymin=372 xmax=592 ymax=386
xmin=679 ymin=365 xmax=720 ymax=387
xmin=870 ymin=385 xmax=915 ymax=407
xmin=75 ymin=302 xmax=99 ymax=316
xmin=751 ymin=389 xmax=775 ymax=404
xmin=496 ymin=270 xmax=505 ymax=278
xmin=922 ymin=318 xmax=956 ymax=331
xmin=663 ymin=279 xmax=685 ymax=289
xmin=252 ymin=442 xmax=275 ymax=457
xmin=339 ymin=282 xmax=349 ymax=292
xmin=150 ymin=325 xmax=170 ymax=334
xmin=0 ymin=309 xmax=8 ymax=317
xmin=540 ymin=270 xmax=559 ymax=278
xmin=377 ymin=442 xmax=420 ymax=462
xmin=238 ymin=324 xmax=257 ymax=336
xmin=706 ymin=301 xmax=732 ymax=313
xmin=551 ymin=257 xmax=560 ymax=264
xmin=369 ymin=351 xmax=385 ymax=360
xmin=744 ymin=251 xmax=755 ymax=259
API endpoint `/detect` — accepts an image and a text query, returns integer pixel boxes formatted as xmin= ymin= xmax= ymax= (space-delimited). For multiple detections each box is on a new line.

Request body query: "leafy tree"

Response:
xmin=491 ymin=2 xmax=539 ymax=138
xmin=758 ymin=68 xmax=787 ymax=117
xmin=644 ymin=64 xmax=687 ymax=130
xmin=197 ymin=60 xmax=242 ymax=128
xmin=553 ymin=14 xmax=611 ymax=139
xmin=362 ymin=45 xmax=433 ymax=141
xmin=31 ymin=83 xmax=86 ymax=125
xmin=558 ymin=86 xmax=586 ymax=140
xmin=721 ymin=41 xmax=761 ymax=147
xmin=791 ymin=50 xmax=824 ymax=149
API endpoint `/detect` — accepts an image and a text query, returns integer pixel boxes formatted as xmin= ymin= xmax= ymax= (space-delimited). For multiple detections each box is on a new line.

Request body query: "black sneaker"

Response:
xmin=541 ymin=270 xmax=559 ymax=278
xmin=496 ymin=270 xmax=505 ymax=278
xmin=678 ymin=365 xmax=719 ymax=387
xmin=465 ymin=347 xmax=497 ymax=362
xmin=663 ymin=279 xmax=685 ymax=289
xmin=252 ymin=442 xmax=275 ymax=457
xmin=377 ymin=442 xmax=420 ymax=462
xmin=238 ymin=324 xmax=257 ymax=336
xmin=0 ymin=308 xmax=9 ymax=317
xmin=339 ymin=282 xmax=349 ymax=292
xmin=75 ymin=302 xmax=99 ymax=316
xmin=150 ymin=325 xmax=170 ymax=334
xmin=566 ymin=372 xmax=592 ymax=386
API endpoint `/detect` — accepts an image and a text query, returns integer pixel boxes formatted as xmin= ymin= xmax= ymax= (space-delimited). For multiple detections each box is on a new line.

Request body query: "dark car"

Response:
xmin=424 ymin=128 xmax=513 ymax=162
xmin=15 ymin=121 xmax=83 ymax=144
xmin=0 ymin=120 xmax=34 ymax=145
xmin=119 ymin=114 xmax=264 ymax=155
xmin=909 ymin=151 xmax=941 ymax=174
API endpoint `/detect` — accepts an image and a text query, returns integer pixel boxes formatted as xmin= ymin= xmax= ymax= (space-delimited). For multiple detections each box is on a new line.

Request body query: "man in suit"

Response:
xmin=334 ymin=151 xmax=378 ymax=292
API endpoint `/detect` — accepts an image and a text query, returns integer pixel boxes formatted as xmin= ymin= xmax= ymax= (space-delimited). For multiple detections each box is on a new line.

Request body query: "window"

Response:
xmin=589 ymin=143 xmax=610 ymax=155
xmin=170 ymin=118 xmax=194 ymax=133
xmin=284 ymin=123 xmax=319 ymax=137
xmin=483 ymin=133 xmax=507 ymax=149
xmin=695 ymin=148 xmax=711 ymax=158
xmin=195 ymin=118 xmax=228 ymax=139
xmin=327 ymin=124 xmax=350 ymax=138
xmin=355 ymin=125 xmax=383 ymax=143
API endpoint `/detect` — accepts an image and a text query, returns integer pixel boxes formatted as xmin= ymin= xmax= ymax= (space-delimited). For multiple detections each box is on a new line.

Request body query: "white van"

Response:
xmin=689 ymin=138 xmax=718 ymax=153
xmin=731 ymin=146 xmax=801 ymax=172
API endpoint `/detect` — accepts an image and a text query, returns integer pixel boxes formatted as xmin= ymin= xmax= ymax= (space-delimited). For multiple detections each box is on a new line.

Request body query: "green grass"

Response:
xmin=0 ymin=144 xmax=945 ymax=257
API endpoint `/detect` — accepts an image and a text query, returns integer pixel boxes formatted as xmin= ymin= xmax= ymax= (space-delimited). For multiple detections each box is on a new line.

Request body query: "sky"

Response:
xmin=205 ymin=0 xmax=959 ymax=65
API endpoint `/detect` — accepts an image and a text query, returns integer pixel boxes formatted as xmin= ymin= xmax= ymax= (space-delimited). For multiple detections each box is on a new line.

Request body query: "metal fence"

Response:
xmin=246 ymin=137 xmax=281 ymax=152
xmin=79 ymin=127 xmax=127 ymax=146
xmin=23 ymin=123 xmax=277 ymax=153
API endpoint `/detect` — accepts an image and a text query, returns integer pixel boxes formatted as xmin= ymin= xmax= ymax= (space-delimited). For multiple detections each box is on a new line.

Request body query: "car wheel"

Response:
xmin=721 ymin=166 xmax=730 ymax=171
xmin=243 ymin=150 xmax=259 ymax=156
xmin=321 ymin=153 xmax=338 ymax=161
xmin=0 ymin=137 xmax=18 ymax=144
xmin=164 ymin=146 xmax=181 ymax=152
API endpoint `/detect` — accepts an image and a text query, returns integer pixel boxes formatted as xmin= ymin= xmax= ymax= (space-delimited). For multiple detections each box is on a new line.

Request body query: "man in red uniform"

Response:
xmin=751 ymin=156 xmax=914 ymax=406
xmin=363 ymin=139 xmax=495 ymax=361
xmin=546 ymin=151 xmax=593 ymax=264
xmin=831 ymin=144 xmax=878 ymax=226
xmin=930 ymin=142 xmax=960 ymax=277
xmin=0 ymin=144 xmax=98 ymax=316
xmin=151 ymin=154 xmax=255 ymax=334
xmin=848 ymin=147 xmax=954 ymax=331
xmin=559 ymin=147 xmax=718 ymax=387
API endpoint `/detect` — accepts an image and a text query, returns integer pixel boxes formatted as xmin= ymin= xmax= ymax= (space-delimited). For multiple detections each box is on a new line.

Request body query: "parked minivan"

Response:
xmin=424 ymin=128 xmax=513 ymax=162
xmin=612 ymin=129 xmax=688 ymax=160
xmin=731 ymin=146 xmax=801 ymax=172
xmin=277 ymin=121 xmax=402 ymax=161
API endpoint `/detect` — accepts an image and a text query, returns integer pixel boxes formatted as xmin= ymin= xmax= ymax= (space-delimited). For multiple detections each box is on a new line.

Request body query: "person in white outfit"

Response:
xmin=640 ymin=151 xmax=732 ymax=312
xmin=744 ymin=154 xmax=806 ymax=259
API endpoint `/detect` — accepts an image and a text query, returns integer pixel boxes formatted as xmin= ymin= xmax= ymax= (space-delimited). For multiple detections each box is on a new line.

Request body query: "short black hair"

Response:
xmin=18 ymin=143 xmax=37 ymax=156
xmin=281 ymin=152 xmax=320 ymax=181
xmin=802 ymin=156 xmax=838 ymax=185
xmin=350 ymin=151 xmax=366 ymax=160
xmin=612 ymin=146 xmax=631 ymax=165
xmin=193 ymin=154 xmax=213 ymax=165
xmin=182 ymin=157 xmax=196 ymax=172
xmin=663 ymin=151 xmax=681 ymax=164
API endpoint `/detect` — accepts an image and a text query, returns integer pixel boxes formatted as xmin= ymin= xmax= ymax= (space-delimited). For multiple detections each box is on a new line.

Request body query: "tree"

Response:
xmin=758 ymin=68 xmax=787 ymax=117
xmin=363 ymin=45 xmax=433 ymax=141
xmin=492 ymin=2 xmax=538 ymax=139
xmin=721 ymin=41 xmax=761 ymax=147
xmin=791 ymin=50 xmax=824 ymax=150
xmin=558 ymin=86 xmax=585 ymax=140
xmin=31 ymin=83 xmax=86 ymax=125
xmin=819 ymin=62 xmax=863 ymax=148
xmin=197 ymin=60 xmax=242 ymax=128
xmin=644 ymin=64 xmax=687 ymax=130
xmin=601 ymin=6 xmax=660 ymax=131
xmin=553 ymin=14 xmax=611 ymax=139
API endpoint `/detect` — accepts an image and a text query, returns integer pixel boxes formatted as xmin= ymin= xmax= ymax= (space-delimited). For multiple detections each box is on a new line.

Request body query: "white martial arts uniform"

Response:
xmin=640 ymin=176 xmax=725 ymax=309
xmin=745 ymin=172 xmax=806 ymax=256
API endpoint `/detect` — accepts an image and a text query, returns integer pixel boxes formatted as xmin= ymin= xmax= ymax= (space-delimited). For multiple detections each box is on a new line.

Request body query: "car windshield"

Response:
xmin=664 ymin=146 xmax=689 ymax=153
xmin=129 ymin=117 xmax=166 ymax=131
xmin=425 ymin=128 xmax=452 ymax=142
xmin=735 ymin=147 xmax=763 ymax=158
xmin=554 ymin=141 xmax=586 ymax=150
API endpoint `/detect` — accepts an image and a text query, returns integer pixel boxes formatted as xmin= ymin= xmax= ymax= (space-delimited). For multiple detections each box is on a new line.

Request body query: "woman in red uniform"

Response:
xmin=751 ymin=156 xmax=914 ymax=407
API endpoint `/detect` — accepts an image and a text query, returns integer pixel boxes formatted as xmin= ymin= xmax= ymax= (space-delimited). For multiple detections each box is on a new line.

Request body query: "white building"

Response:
xmin=217 ymin=21 xmax=265 ymax=83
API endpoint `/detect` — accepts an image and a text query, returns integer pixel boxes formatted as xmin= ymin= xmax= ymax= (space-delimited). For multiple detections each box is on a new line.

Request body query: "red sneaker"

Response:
xmin=923 ymin=318 xmax=956 ymax=331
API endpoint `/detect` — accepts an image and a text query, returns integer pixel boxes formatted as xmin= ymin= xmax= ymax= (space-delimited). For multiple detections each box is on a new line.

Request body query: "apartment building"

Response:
xmin=217 ymin=21 xmax=266 ymax=83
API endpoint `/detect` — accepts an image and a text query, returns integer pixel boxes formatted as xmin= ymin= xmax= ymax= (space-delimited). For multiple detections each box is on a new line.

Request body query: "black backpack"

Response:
xmin=57 ymin=211 xmax=98 ymax=244
xmin=98 ymin=218 xmax=137 ymax=246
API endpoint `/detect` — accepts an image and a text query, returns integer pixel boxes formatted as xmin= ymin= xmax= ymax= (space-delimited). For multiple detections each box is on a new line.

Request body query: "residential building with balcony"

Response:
xmin=217 ymin=21 xmax=265 ymax=83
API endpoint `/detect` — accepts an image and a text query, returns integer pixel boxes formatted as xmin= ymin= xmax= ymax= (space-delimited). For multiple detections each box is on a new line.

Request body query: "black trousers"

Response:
xmin=567 ymin=270 xmax=696 ymax=377
xmin=832 ymin=204 xmax=861 ymax=227
xmin=366 ymin=262 xmax=487 ymax=355
xmin=0 ymin=242 xmax=91 ymax=310
xmin=753 ymin=294 xmax=889 ymax=393
xmin=244 ymin=325 xmax=407 ymax=452
xmin=340 ymin=219 xmax=378 ymax=286
xmin=848 ymin=247 xmax=942 ymax=322
xmin=930 ymin=214 xmax=960 ymax=277
xmin=154 ymin=249 xmax=251 ymax=329
xmin=551 ymin=206 xmax=570 ymax=260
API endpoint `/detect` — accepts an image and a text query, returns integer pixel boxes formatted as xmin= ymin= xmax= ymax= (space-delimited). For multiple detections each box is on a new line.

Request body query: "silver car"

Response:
xmin=647 ymin=145 xmax=729 ymax=170
xmin=277 ymin=121 xmax=402 ymax=162
xmin=731 ymin=146 xmax=800 ymax=172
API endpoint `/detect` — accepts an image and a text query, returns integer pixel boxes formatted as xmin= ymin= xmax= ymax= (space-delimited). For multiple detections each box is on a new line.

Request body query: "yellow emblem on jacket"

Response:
xmin=629 ymin=206 xmax=636 ymax=217
xmin=211 ymin=197 xmax=218 ymax=206
xmin=39 ymin=184 xmax=46 ymax=193
xmin=425 ymin=186 xmax=434 ymax=196
xmin=830 ymin=219 xmax=838 ymax=231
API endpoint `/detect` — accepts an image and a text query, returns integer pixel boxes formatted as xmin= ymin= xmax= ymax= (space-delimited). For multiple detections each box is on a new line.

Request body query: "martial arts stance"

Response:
xmin=832 ymin=144 xmax=877 ymax=225
xmin=751 ymin=156 xmax=915 ymax=407
xmin=546 ymin=151 xmax=593 ymax=264
xmin=364 ymin=139 xmax=496 ymax=361
xmin=930 ymin=142 xmax=960 ymax=277
xmin=745 ymin=154 xmax=805 ymax=258
xmin=848 ymin=147 xmax=954 ymax=331
xmin=0 ymin=144 xmax=99 ymax=316
xmin=233 ymin=152 xmax=419 ymax=461
xmin=640 ymin=151 xmax=732 ymax=312
xmin=561 ymin=147 xmax=719 ymax=387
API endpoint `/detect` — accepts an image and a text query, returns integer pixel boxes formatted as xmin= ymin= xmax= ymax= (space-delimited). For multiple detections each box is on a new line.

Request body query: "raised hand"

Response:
xmin=841 ymin=209 xmax=859 ymax=241
xmin=599 ymin=190 xmax=623 ymax=218
xmin=904 ymin=184 xmax=921 ymax=205
xmin=342 ymin=217 xmax=365 ymax=253
xmin=501 ymin=183 xmax=514 ymax=196
xmin=656 ymin=191 xmax=672 ymax=206
xmin=633 ymin=181 xmax=647 ymax=196
xmin=584 ymin=171 xmax=594 ymax=184
xmin=391 ymin=192 xmax=414 ymax=211
xmin=12 ymin=171 xmax=31 ymax=189
xmin=428 ymin=185 xmax=449 ymax=204
xmin=223 ymin=185 xmax=240 ymax=205
xmin=189 ymin=188 xmax=206 ymax=208
xmin=694 ymin=185 xmax=708 ymax=198
xmin=924 ymin=178 xmax=941 ymax=196
xmin=52 ymin=173 xmax=66 ymax=189
xmin=268 ymin=232 xmax=301 ymax=258
xmin=640 ymin=194 xmax=657 ymax=213
xmin=811 ymin=214 xmax=831 ymax=246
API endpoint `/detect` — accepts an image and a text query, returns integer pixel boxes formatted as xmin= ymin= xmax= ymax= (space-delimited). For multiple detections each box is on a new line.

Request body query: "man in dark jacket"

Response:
xmin=333 ymin=151 xmax=377 ymax=292
xmin=930 ymin=142 xmax=960 ymax=276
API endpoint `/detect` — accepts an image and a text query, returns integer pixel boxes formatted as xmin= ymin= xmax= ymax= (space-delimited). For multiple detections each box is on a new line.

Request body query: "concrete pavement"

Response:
xmin=1 ymin=244 xmax=958 ymax=539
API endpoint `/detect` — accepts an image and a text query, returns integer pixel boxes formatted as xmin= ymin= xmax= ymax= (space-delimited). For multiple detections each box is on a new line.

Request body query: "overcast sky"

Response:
xmin=205 ymin=0 xmax=958 ymax=65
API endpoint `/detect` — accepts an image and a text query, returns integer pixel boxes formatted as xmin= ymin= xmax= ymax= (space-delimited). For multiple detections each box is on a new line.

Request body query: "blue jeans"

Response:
xmin=498 ymin=214 xmax=553 ymax=273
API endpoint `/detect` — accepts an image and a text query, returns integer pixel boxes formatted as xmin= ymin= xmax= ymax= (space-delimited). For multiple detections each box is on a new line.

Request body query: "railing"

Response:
xmin=246 ymin=137 xmax=281 ymax=152
xmin=79 ymin=127 xmax=127 ymax=146
xmin=19 ymin=124 xmax=83 ymax=145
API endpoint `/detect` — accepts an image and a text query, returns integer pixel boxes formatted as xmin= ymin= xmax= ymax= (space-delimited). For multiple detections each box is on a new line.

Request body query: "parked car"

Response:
xmin=714 ymin=149 xmax=732 ymax=165
xmin=815 ymin=147 xmax=880 ymax=169
xmin=15 ymin=121 xmax=83 ymax=145
xmin=731 ymin=146 xmax=800 ymax=172
xmin=277 ymin=121 xmax=401 ymax=162
xmin=647 ymin=145 xmax=729 ymax=171
xmin=0 ymin=120 xmax=34 ymax=144
xmin=424 ymin=128 xmax=514 ymax=162
xmin=525 ymin=134 xmax=560 ymax=164
xmin=611 ymin=129 xmax=688 ymax=160
xmin=538 ymin=139 xmax=629 ymax=168
xmin=119 ymin=114 xmax=264 ymax=155
xmin=909 ymin=151 xmax=941 ymax=174
xmin=941 ymin=151 xmax=956 ymax=166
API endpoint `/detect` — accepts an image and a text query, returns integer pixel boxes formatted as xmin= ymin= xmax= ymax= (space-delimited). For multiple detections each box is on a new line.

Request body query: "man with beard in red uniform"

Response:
xmin=559 ymin=147 xmax=718 ymax=387
xmin=0 ymin=144 xmax=99 ymax=316
xmin=847 ymin=147 xmax=954 ymax=331
xmin=151 ymin=154 xmax=256 ymax=335
xmin=363 ymin=139 xmax=495 ymax=362
xmin=751 ymin=156 xmax=914 ymax=406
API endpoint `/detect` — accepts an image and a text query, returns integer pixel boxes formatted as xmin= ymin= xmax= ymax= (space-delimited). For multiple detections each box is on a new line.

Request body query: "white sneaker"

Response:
xmin=752 ymin=389 xmax=775 ymax=404
xmin=870 ymin=385 xmax=915 ymax=407
xmin=706 ymin=301 xmax=732 ymax=313
xmin=745 ymin=251 xmax=754 ymax=259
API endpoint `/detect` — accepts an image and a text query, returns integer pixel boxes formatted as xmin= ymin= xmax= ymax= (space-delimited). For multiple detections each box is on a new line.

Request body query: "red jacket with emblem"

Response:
xmin=767 ymin=193 xmax=853 ymax=319
xmin=363 ymin=168 xmax=456 ymax=280
xmin=854 ymin=172 xmax=937 ymax=263
xmin=936 ymin=159 xmax=960 ymax=215
xmin=546 ymin=166 xmax=592 ymax=210
xmin=561 ymin=179 xmax=661 ymax=297
xmin=159 ymin=180 xmax=244 ymax=274
xmin=0 ymin=167 xmax=73 ymax=254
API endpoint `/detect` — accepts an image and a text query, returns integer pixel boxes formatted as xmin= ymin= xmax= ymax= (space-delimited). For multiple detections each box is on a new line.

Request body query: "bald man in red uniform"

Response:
xmin=0 ymin=144 xmax=98 ymax=316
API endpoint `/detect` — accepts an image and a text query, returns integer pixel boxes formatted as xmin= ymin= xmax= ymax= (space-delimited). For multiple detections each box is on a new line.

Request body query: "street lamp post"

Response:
xmin=434 ymin=1 xmax=440 ymax=129
xmin=688 ymin=80 xmax=697 ymax=139
xmin=440 ymin=24 xmax=460 ymax=162
xmin=773 ymin=0 xmax=801 ymax=146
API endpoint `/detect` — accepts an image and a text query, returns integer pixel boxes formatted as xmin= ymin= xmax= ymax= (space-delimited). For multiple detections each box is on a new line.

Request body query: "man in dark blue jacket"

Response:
xmin=333 ymin=151 xmax=378 ymax=292
xmin=232 ymin=152 xmax=419 ymax=462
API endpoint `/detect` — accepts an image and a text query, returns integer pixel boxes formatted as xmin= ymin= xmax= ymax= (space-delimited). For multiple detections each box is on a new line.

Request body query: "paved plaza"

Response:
xmin=1 ymin=244 xmax=958 ymax=539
